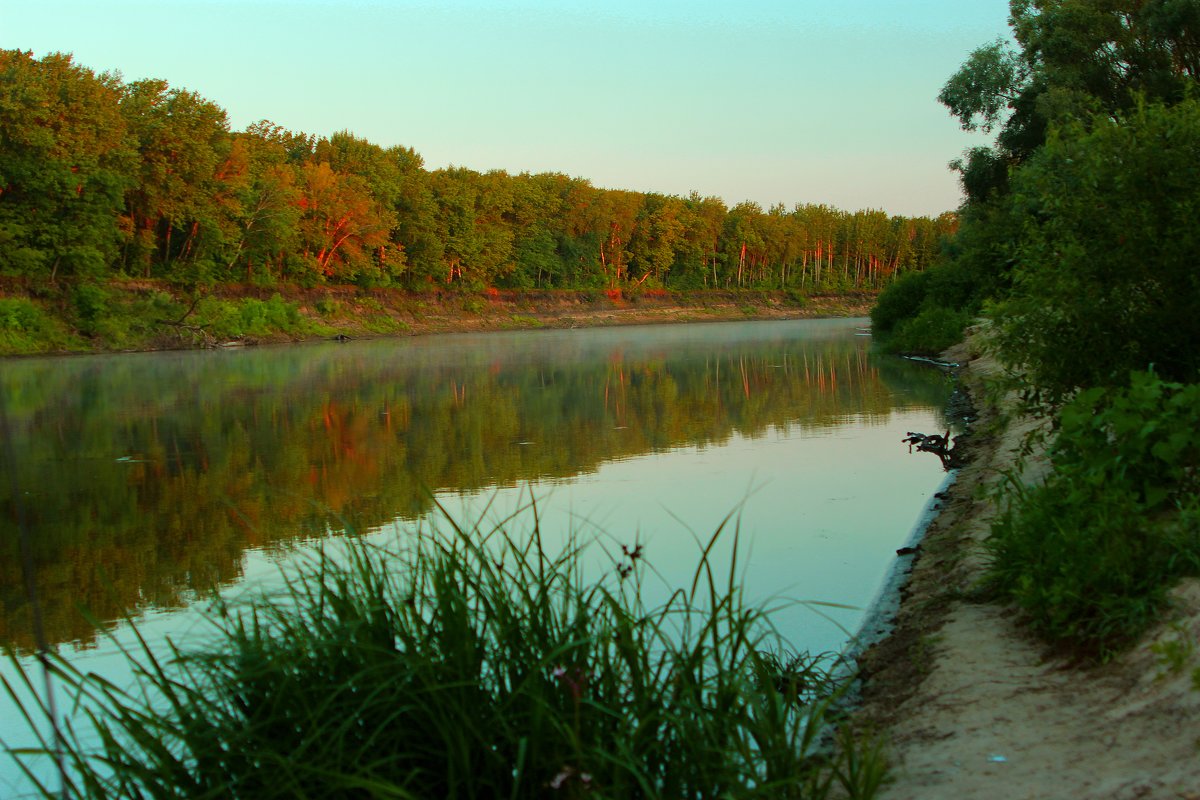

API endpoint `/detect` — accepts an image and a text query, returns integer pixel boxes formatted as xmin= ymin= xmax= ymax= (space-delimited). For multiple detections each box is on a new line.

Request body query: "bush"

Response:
xmin=871 ymin=259 xmax=982 ymax=355
xmin=988 ymin=482 xmax=1199 ymax=660
xmin=882 ymin=306 xmax=972 ymax=356
xmin=4 ymin=514 xmax=886 ymax=799
xmin=70 ymin=283 xmax=110 ymax=336
xmin=195 ymin=294 xmax=309 ymax=339
xmin=785 ymin=287 xmax=810 ymax=307
xmin=870 ymin=271 xmax=931 ymax=335
xmin=244 ymin=294 xmax=302 ymax=333
xmin=0 ymin=297 xmax=78 ymax=354
xmin=986 ymin=372 xmax=1200 ymax=659
xmin=75 ymin=288 xmax=186 ymax=350
xmin=1050 ymin=373 xmax=1200 ymax=509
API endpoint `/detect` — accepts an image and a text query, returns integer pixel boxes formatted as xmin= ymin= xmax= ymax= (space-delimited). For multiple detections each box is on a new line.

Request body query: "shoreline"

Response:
xmin=848 ymin=336 xmax=1200 ymax=799
xmin=844 ymin=470 xmax=957 ymax=670
xmin=0 ymin=284 xmax=875 ymax=359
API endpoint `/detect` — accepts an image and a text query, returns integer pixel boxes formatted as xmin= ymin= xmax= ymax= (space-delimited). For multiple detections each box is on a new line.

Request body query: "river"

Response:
xmin=0 ymin=318 xmax=954 ymax=792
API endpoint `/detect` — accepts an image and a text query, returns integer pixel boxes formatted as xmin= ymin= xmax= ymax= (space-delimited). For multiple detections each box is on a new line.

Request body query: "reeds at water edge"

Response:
xmin=3 ymin=501 xmax=888 ymax=799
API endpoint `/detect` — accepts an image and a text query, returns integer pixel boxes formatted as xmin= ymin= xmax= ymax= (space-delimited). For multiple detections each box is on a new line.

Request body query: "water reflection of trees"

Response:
xmin=1 ymin=326 xmax=950 ymax=650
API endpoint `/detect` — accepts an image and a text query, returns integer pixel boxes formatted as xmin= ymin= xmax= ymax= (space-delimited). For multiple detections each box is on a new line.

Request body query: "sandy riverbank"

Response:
xmin=850 ymin=335 xmax=1200 ymax=799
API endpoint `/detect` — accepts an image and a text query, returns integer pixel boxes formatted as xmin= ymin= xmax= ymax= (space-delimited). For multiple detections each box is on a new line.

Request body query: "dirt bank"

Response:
xmin=851 ymin=335 xmax=1200 ymax=799
xmin=0 ymin=281 xmax=876 ymax=356
xmin=289 ymin=287 xmax=873 ymax=339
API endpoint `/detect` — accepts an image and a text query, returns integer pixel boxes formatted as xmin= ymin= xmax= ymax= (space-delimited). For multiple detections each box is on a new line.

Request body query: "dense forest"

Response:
xmin=0 ymin=48 xmax=954 ymax=295
xmin=871 ymin=0 xmax=1200 ymax=659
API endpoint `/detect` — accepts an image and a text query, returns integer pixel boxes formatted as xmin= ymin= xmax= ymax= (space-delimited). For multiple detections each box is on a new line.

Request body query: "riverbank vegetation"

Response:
xmin=0 ymin=279 xmax=873 ymax=355
xmin=871 ymin=0 xmax=1200 ymax=659
xmin=987 ymin=373 xmax=1200 ymax=658
xmin=4 ymin=514 xmax=886 ymax=798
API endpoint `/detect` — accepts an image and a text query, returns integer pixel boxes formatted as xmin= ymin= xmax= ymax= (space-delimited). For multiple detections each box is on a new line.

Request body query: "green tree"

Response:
xmin=555 ymin=177 xmax=606 ymax=286
xmin=0 ymin=50 xmax=130 ymax=280
xmin=119 ymin=79 xmax=233 ymax=281
xmin=388 ymin=146 xmax=443 ymax=287
xmin=593 ymin=189 xmax=642 ymax=288
xmin=942 ymin=0 xmax=1200 ymax=204
xmin=721 ymin=201 xmax=767 ymax=288
xmin=508 ymin=173 xmax=569 ymax=288
xmin=669 ymin=193 xmax=726 ymax=288
xmin=427 ymin=167 xmax=515 ymax=288
xmin=223 ymin=125 xmax=304 ymax=282
xmin=994 ymin=99 xmax=1200 ymax=397
xmin=311 ymin=132 xmax=403 ymax=284
xmin=628 ymin=193 xmax=684 ymax=286
xmin=879 ymin=0 xmax=1200 ymax=355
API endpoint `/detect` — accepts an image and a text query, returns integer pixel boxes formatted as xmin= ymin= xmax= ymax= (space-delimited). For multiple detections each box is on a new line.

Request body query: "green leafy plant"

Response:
xmin=1151 ymin=624 xmax=1196 ymax=679
xmin=784 ymin=288 xmax=809 ymax=307
xmin=869 ymin=271 xmax=931 ymax=337
xmin=986 ymin=372 xmax=1200 ymax=659
xmin=506 ymin=314 xmax=543 ymax=329
xmin=882 ymin=306 xmax=971 ymax=356
xmin=355 ymin=296 xmax=385 ymax=313
xmin=361 ymin=316 xmax=409 ymax=335
xmin=0 ymin=297 xmax=80 ymax=353
xmin=194 ymin=294 xmax=312 ymax=339
xmin=70 ymin=283 xmax=110 ymax=336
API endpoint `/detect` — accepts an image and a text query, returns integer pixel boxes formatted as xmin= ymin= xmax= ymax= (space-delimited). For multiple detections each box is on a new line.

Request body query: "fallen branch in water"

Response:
xmin=903 ymin=430 xmax=960 ymax=469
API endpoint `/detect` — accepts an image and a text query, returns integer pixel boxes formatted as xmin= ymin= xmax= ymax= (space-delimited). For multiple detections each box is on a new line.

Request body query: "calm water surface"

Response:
xmin=1 ymin=318 xmax=954 ymax=790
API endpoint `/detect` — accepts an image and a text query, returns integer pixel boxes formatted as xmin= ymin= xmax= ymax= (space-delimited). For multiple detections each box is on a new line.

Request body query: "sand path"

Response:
xmin=851 ymin=336 xmax=1200 ymax=800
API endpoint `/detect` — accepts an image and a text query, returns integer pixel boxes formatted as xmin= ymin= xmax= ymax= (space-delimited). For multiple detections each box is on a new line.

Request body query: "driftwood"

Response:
xmin=156 ymin=294 xmax=217 ymax=347
xmin=902 ymin=355 xmax=960 ymax=369
xmin=903 ymin=429 xmax=959 ymax=470
xmin=156 ymin=297 xmax=254 ymax=349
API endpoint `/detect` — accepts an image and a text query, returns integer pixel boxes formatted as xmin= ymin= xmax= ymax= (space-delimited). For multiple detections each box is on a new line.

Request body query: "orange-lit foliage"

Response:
xmin=297 ymin=162 xmax=393 ymax=279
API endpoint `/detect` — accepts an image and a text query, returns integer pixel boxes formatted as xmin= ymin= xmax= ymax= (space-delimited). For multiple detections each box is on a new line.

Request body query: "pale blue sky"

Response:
xmin=2 ymin=1 xmax=1011 ymax=216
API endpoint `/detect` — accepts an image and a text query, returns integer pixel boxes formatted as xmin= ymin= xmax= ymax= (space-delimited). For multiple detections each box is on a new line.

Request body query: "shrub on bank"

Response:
xmin=870 ymin=263 xmax=976 ymax=356
xmin=992 ymin=100 xmax=1200 ymax=402
xmin=75 ymin=287 xmax=181 ymax=349
xmin=193 ymin=294 xmax=318 ymax=340
xmin=869 ymin=271 xmax=930 ymax=337
xmin=881 ymin=306 xmax=972 ymax=357
xmin=986 ymin=372 xmax=1200 ymax=659
xmin=0 ymin=297 xmax=81 ymax=353
xmin=4 ymin=514 xmax=886 ymax=799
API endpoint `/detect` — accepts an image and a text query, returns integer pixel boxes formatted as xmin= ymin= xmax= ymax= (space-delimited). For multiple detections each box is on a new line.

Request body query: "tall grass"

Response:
xmin=3 ymin=507 xmax=885 ymax=798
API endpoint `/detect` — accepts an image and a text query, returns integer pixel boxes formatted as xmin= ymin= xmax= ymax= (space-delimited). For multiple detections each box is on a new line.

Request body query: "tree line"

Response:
xmin=0 ymin=48 xmax=955 ymax=294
